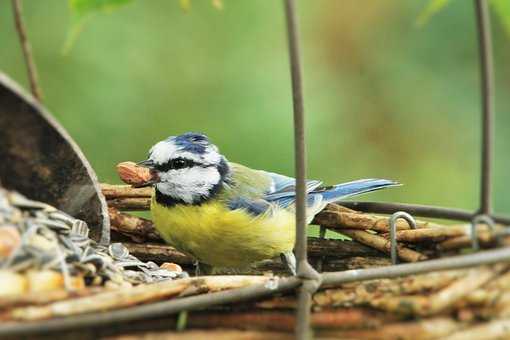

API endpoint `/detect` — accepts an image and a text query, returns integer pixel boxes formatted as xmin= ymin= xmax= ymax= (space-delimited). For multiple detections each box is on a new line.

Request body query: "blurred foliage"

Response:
xmin=65 ymin=0 xmax=223 ymax=52
xmin=419 ymin=0 xmax=510 ymax=35
xmin=0 ymin=0 xmax=508 ymax=214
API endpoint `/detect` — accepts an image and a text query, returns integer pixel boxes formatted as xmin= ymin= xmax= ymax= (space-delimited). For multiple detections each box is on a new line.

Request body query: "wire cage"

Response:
xmin=1 ymin=0 xmax=510 ymax=339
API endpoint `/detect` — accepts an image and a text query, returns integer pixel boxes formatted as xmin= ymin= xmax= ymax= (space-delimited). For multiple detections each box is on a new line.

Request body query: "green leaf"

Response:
xmin=179 ymin=0 xmax=191 ymax=12
xmin=63 ymin=0 xmax=134 ymax=54
xmin=212 ymin=0 xmax=223 ymax=10
xmin=70 ymin=0 xmax=134 ymax=19
xmin=491 ymin=0 xmax=510 ymax=36
xmin=179 ymin=0 xmax=223 ymax=11
xmin=416 ymin=0 xmax=452 ymax=27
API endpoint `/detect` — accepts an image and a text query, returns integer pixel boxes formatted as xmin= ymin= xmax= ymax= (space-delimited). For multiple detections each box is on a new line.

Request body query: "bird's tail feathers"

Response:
xmin=317 ymin=178 xmax=400 ymax=203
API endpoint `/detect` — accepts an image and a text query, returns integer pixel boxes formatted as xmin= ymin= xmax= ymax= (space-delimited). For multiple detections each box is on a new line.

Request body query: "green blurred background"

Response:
xmin=0 ymin=0 xmax=508 ymax=214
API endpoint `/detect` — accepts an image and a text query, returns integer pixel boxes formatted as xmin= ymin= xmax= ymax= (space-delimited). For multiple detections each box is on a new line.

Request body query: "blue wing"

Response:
xmin=227 ymin=170 xmax=398 ymax=217
xmin=264 ymin=171 xmax=322 ymax=200
xmin=227 ymin=197 xmax=273 ymax=216
xmin=266 ymin=178 xmax=399 ymax=209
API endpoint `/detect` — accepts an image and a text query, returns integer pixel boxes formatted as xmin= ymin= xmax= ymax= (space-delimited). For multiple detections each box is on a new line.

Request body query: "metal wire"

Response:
xmin=471 ymin=214 xmax=496 ymax=250
xmin=282 ymin=0 xmax=319 ymax=338
xmin=339 ymin=201 xmax=510 ymax=225
xmin=474 ymin=0 xmax=495 ymax=216
xmin=389 ymin=212 xmax=417 ymax=265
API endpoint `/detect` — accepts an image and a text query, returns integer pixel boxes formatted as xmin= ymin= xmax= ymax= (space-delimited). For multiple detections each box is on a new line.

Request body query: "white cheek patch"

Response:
xmin=156 ymin=166 xmax=221 ymax=204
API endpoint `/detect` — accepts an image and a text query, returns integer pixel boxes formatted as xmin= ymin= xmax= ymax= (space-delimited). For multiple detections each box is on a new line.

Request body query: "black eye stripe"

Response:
xmin=155 ymin=158 xmax=202 ymax=171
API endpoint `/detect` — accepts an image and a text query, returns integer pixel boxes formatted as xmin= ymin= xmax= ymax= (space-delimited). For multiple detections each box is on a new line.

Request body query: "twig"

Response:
xmin=184 ymin=309 xmax=392 ymax=332
xmin=391 ymin=226 xmax=468 ymax=243
xmin=101 ymin=184 xmax=152 ymax=199
xmin=329 ymin=317 xmax=462 ymax=340
xmin=0 ymin=287 xmax=104 ymax=309
xmin=314 ymin=204 xmax=441 ymax=232
xmin=444 ymin=318 xmax=510 ymax=340
xmin=314 ymin=269 xmax=466 ymax=308
xmin=109 ymin=329 xmax=293 ymax=340
xmin=340 ymin=230 xmax=427 ymax=262
xmin=122 ymin=238 xmax=384 ymax=268
xmin=123 ymin=242 xmax=193 ymax=265
xmin=109 ymin=207 xmax=160 ymax=241
xmin=11 ymin=0 xmax=42 ymax=101
xmin=438 ymin=229 xmax=498 ymax=251
xmin=107 ymin=198 xmax=150 ymax=211
xmin=369 ymin=265 xmax=505 ymax=316
xmin=4 ymin=276 xmax=271 ymax=321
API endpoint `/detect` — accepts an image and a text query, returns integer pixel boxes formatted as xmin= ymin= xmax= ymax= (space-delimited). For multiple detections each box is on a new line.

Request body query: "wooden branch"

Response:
xmin=459 ymin=270 xmax=510 ymax=309
xmin=101 ymin=184 xmax=152 ymax=199
xmin=314 ymin=269 xmax=466 ymax=308
xmin=369 ymin=265 xmax=505 ymax=316
xmin=313 ymin=207 xmax=440 ymax=232
xmin=307 ymin=237 xmax=382 ymax=258
xmin=112 ymin=330 xmax=294 ymax=340
xmin=391 ymin=226 xmax=467 ymax=243
xmin=438 ymin=230 xmax=497 ymax=251
xmin=122 ymin=238 xmax=385 ymax=268
xmin=184 ymin=309 xmax=393 ymax=332
xmin=123 ymin=242 xmax=193 ymax=265
xmin=4 ymin=276 xmax=270 ymax=321
xmin=329 ymin=317 xmax=462 ymax=340
xmin=109 ymin=207 xmax=160 ymax=241
xmin=0 ymin=287 xmax=104 ymax=309
xmin=340 ymin=229 xmax=427 ymax=262
xmin=107 ymin=198 xmax=150 ymax=211
xmin=11 ymin=0 xmax=42 ymax=101
xmin=443 ymin=319 xmax=510 ymax=340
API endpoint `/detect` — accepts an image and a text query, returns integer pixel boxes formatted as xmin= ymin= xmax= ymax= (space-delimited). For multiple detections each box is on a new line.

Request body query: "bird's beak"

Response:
xmin=134 ymin=159 xmax=160 ymax=188
xmin=137 ymin=159 xmax=155 ymax=169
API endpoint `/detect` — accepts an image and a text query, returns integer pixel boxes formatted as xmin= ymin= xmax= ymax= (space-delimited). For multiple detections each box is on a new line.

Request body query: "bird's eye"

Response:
xmin=170 ymin=158 xmax=189 ymax=169
xmin=155 ymin=158 xmax=194 ymax=172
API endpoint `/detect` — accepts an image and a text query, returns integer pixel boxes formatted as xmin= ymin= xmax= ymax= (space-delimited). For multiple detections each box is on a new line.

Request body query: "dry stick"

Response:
xmin=123 ymin=242 xmax=193 ymax=265
xmin=443 ymin=318 xmax=510 ymax=340
xmin=184 ymin=309 xmax=392 ymax=332
xmin=0 ymin=287 xmax=104 ymax=309
xmin=314 ymin=206 xmax=441 ymax=232
xmin=122 ymin=239 xmax=384 ymax=269
xmin=438 ymin=229 xmax=501 ymax=251
xmin=11 ymin=0 xmax=42 ymax=101
xmin=314 ymin=269 xmax=467 ymax=308
xmin=101 ymin=184 xmax=152 ymax=199
xmin=397 ymin=224 xmax=508 ymax=245
xmin=391 ymin=226 xmax=468 ymax=242
xmin=110 ymin=329 xmax=293 ymax=340
xmin=463 ymin=270 xmax=510 ymax=306
xmin=369 ymin=265 xmax=504 ymax=316
xmin=4 ymin=276 xmax=271 ymax=321
xmin=107 ymin=198 xmax=150 ymax=211
xmin=109 ymin=207 xmax=160 ymax=241
xmin=340 ymin=229 xmax=427 ymax=262
xmin=328 ymin=317 xmax=462 ymax=340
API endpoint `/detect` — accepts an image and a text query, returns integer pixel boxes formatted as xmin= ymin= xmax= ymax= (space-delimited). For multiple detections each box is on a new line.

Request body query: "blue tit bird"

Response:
xmin=137 ymin=132 xmax=399 ymax=274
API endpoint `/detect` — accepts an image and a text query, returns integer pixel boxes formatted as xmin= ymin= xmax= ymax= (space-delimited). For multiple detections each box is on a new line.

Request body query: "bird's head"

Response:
xmin=138 ymin=132 xmax=230 ymax=205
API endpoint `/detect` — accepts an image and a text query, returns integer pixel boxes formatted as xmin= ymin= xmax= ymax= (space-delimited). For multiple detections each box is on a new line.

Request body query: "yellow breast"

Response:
xmin=151 ymin=197 xmax=295 ymax=268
